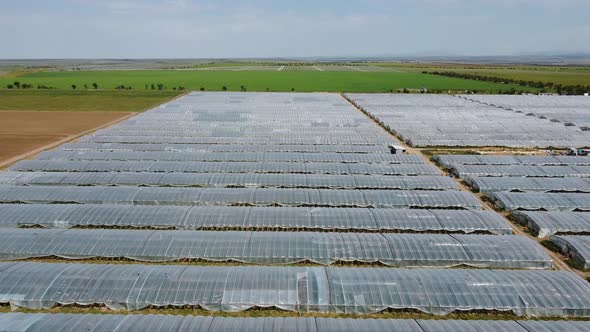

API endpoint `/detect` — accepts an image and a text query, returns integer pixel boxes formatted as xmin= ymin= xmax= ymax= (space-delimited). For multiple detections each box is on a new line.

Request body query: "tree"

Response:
xmin=92 ymin=82 xmax=98 ymax=89
xmin=240 ymin=85 xmax=247 ymax=92
xmin=200 ymin=87 xmax=205 ymax=91
xmin=222 ymin=85 xmax=227 ymax=91
xmin=157 ymin=83 xmax=164 ymax=90
xmin=151 ymin=84 xmax=156 ymax=90
xmin=13 ymin=81 xmax=20 ymax=89
xmin=71 ymin=84 xmax=77 ymax=90
xmin=6 ymin=84 xmax=13 ymax=89
xmin=291 ymin=88 xmax=295 ymax=92
xmin=84 ymin=84 xmax=88 ymax=89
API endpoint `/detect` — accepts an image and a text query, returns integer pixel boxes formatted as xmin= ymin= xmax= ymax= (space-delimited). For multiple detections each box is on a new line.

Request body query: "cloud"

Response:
xmin=0 ymin=0 xmax=588 ymax=58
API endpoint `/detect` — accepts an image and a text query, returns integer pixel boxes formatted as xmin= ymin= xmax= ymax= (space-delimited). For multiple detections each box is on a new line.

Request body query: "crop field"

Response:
xmin=374 ymin=63 xmax=590 ymax=86
xmin=439 ymin=68 xmax=590 ymax=86
xmin=0 ymin=70 xmax=534 ymax=93
xmin=0 ymin=90 xmax=178 ymax=168
xmin=0 ymin=90 xmax=181 ymax=112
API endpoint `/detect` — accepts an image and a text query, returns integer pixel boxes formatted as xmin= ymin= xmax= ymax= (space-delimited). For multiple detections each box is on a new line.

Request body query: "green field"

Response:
xmin=0 ymin=90 xmax=181 ymax=112
xmin=373 ymin=63 xmax=590 ymax=86
xmin=437 ymin=68 xmax=590 ymax=86
xmin=0 ymin=70 xmax=533 ymax=93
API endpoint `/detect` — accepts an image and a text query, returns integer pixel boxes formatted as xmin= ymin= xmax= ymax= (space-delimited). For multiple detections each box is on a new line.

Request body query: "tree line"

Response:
xmin=424 ymin=71 xmax=590 ymax=95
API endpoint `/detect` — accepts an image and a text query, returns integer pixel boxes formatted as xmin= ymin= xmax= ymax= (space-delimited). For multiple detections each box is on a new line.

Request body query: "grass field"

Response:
xmin=0 ymin=90 xmax=181 ymax=112
xmin=0 ymin=70 xmax=533 ymax=93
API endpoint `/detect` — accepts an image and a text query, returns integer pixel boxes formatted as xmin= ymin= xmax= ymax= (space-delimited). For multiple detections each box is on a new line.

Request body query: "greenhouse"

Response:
xmin=346 ymin=94 xmax=590 ymax=148
xmin=0 ymin=186 xmax=482 ymax=208
xmin=450 ymin=164 xmax=590 ymax=178
xmin=549 ymin=235 xmax=590 ymax=269
xmin=0 ymin=263 xmax=588 ymax=316
xmin=0 ymin=204 xmax=512 ymax=234
xmin=465 ymin=176 xmax=590 ymax=194
xmin=0 ymin=229 xmax=550 ymax=268
xmin=10 ymin=160 xmax=441 ymax=175
xmin=0 ymin=172 xmax=458 ymax=190
xmin=1 ymin=92 xmax=586 ymax=326
xmin=1 ymin=313 xmax=590 ymax=332
xmin=492 ymin=192 xmax=590 ymax=211
xmin=59 ymin=142 xmax=394 ymax=154
xmin=435 ymin=154 xmax=590 ymax=168
xmin=513 ymin=211 xmax=590 ymax=237
xmin=37 ymin=150 xmax=423 ymax=164
xmin=463 ymin=94 xmax=590 ymax=129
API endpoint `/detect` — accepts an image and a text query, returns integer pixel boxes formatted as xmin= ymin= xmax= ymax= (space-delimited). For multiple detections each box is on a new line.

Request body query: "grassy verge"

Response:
xmin=0 ymin=90 xmax=182 ymax=112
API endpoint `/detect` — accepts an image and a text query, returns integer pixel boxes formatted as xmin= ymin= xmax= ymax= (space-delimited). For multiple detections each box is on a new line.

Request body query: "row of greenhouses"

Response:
xmin=0 ymin=204 xmax=512 ymax=234
xmin=0 ymin=172 xmax=457 ymax=190
xmin=346 ymin=94 xmax=590 ymax=148
xmin=1 ymin=313 xmax=590 ymax=332
xmin=0 ymin=262 xmax=588 ymax=316
xmin=11 ymin=160 xmax=441 ymax=175
xmin=0 ymin=229 xmax=550 ymax=268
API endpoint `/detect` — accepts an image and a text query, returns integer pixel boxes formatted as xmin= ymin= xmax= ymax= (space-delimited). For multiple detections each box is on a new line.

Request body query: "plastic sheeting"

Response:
xmin=79 ymin=92 xmax=399 ymax=146
xmin=491 ymin=192 xmax=590 ymax=212
xmin=513 ymin=211 xmax=590 ymax=237
xmin=0 ymin=204 xmax=512 ymax=234
xmin=463 ymin=94 xmax=590 ymax=130
xmin=450 ymin=164 xmax=590 ymax=178
xmin=465 ymin=176 xmax=590 ymax=193
xmin=0 ymin=229 xmax=550 ymax=268
xmin=0 ymin=172 xmax=458 ymax=190
xmin=37 ymin=150 xmax=424 ymax=164
xmin=59 ymin=142 xmax=393 ymax=154
xmin=435 ymin=154 xmax=590 ymax=168
xmin=81 ymin=135 xmax=394 ymax=145
xmin=346 ymin=94 xmax=590 ymax=148
xmin=0 ymin=262 xmax=588 ymax=315
xmin=0 ymin=186 xmax=483 ymax=209
xmin=10 ymin=160 xmax=441 ymax=176
xmin=549 ymin=235 xmax=590 ymax=269
xmin=2 ymin=313 xmax=590 ymax=332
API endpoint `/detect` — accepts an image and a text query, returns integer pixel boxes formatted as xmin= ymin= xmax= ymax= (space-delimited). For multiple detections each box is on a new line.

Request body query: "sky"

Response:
xmin=1 ymin=0 xmax=589 ymax=59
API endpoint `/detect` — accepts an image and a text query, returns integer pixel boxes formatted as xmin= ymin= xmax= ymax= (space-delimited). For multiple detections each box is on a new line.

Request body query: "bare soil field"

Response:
xmin=0 ymin=111 xmax=132 ymax=166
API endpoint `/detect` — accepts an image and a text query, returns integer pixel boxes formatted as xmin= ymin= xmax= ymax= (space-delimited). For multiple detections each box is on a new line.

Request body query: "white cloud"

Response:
xmin=0 ymin=0 xmax=588 ymax=58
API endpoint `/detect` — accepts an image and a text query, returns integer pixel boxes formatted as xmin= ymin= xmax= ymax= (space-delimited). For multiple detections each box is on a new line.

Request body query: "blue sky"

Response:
xmin=1 ymin=0 xmax=589 ymax=58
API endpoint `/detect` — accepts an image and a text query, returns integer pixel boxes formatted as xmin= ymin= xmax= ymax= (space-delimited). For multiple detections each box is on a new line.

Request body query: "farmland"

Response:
xmin=0 ymin=69 xmax=534 ymax=93
xmin=0 ymin=111 xmax=132 ymax=166
xmin=0 ymin=90 xmax=178 ymax=167
xmin=0 ymin=90 xmax=181 ymax=112
xmin=0 ymin=63 xmax=589 ymax=330
xmin=375 ymin=62 xmax=590 ymax=86
xmin=1 ymin=90 xmax=590 ymax=331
